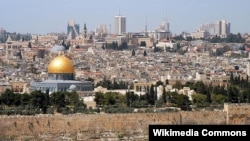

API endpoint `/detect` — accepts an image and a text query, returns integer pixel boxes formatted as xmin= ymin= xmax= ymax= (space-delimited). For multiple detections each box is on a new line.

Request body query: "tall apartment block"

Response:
xmin=114 ymin=15 xmax=126 ymax=35
xmin=193 ymin=19 xmax=231 ymax=39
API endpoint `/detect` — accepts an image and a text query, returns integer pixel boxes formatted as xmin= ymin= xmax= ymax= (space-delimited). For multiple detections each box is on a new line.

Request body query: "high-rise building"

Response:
xmin=214 ymin=20 xmax=222 ymax=35
xmin=157 ymin=19 xmax=170 ymax=32
xmin=0 ymin=27 xmax=6 ymax=35
xmin=67 ymin=20 xmax=80 ymax=40
xmin=221 ymin=20 xmax=230 ymax=37
xmin=195 ymin=19 xmax=230 ymax=38
xmin=114 ymin=15 xmax=126 ymax=35
xmin=95 ymin=24 xmax=108 ymax=37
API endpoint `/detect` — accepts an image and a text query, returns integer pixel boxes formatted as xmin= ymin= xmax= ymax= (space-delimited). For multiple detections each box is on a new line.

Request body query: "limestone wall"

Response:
xmin=0 ymin=103 xmax=249 ymax=140
xmin=224 ymin=103 xmax=250 ymax=124
xmin=0 ymin=111 xmax=229 ymax=139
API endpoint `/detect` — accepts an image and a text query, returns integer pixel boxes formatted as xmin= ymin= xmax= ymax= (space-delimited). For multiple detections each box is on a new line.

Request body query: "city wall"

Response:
xmin=0 ymin=103 xmax=249 ymax=140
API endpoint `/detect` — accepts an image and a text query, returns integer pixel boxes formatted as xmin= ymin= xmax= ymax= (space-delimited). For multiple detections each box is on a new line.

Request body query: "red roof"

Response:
xmin=245 ymin=47 xmax=250 ymax=52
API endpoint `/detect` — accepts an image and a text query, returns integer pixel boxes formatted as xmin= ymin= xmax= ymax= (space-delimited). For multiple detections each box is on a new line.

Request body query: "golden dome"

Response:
xmin=48 ymin=55 xmax=74 ymax=73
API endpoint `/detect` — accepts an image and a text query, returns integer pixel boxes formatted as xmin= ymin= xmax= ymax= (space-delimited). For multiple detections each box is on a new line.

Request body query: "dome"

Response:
xmin=48 ymin=55 xmax=74 ymax=73
xmin=69 ymin=85 xmax=76 ymax=90
xmin=50 ymin=45 xmax=66 ymax=53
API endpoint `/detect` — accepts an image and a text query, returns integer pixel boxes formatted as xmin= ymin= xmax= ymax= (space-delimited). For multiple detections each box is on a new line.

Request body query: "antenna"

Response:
xmin=145 ymin=14 xmax=148 ymax=33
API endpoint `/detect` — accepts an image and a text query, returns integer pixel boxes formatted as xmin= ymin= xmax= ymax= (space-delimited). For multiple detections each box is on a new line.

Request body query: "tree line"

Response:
xmin=0 ymin=90 xmax=88 ymax=115
xmin=209 ymin=33 xmax=245 ymax=43
xmin=94 ymin=73 xmax=250 ymax=112
xmin=102 ymin=41 xmax=128 ymax=50
xmin=1 ymin=72 xmax=250 ymax=115
xmin=95 ymin=77 xmax=129 ymax=90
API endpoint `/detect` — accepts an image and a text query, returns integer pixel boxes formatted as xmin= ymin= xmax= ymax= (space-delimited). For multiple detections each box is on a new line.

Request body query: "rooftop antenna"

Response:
xmin=145 ymin=14 xmax=148 ymax=32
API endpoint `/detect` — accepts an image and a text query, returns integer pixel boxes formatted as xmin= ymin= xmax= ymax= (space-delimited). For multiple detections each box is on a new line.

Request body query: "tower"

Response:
xmin=5 ymin=35 xmax=21 ymax=64
xmin=221 ymin=20 xmax=230 ymax=37
xmin=83 ymin=23 xmax=87 ymax=40
xmin=67 ymin=20 xmax=80 ymax=39
xmin=114 ymin=15 xmax=126 ymax=35
xmin=5 ymin=35 xmax=13 ymax=61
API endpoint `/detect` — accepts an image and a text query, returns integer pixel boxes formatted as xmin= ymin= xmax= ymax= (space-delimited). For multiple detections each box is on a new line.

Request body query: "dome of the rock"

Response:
xmin=48 ymin=55 xmax=74 ymax=74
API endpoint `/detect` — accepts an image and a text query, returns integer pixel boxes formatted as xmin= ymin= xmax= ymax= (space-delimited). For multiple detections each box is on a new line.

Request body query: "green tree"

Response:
xmin=211 ymin=94 xmax=228 ymax=105
xmin=13 ymin=94 xmax=21 ymax=106
xmin=166 ymin=91 xmax=178 ymax=104
xmin=155 ymin=99 xmax=164 ymax=108
xmin=28 ymin=42 xmax=32 ymax=48
xmin=165 ymin=79 xmax=169 ymax=85
xmin=173 ymin=80 xmax=183 ymax=90
xmin=50 ymin=92 xmax=66 ymax=111
xmin=176 ymin=94 xmax=192 ymax=111
xmin=21 ymin=93 xmax=31 ymax=107
xmin=30 ymin=90 xmax=49 ymax=113
xmin=193 ymin=81 xmax=206 ymax=94
xmin=125 ymin=91 xmax=138 ymax=107
xmin=192 ymin=93 xmax=208 ymax=107
xmin=227 ymin=86 xmax=239 ymax=103
xmin=94 ymin=92 xmax=105 ymax=107
xmin=162 ymin=87 xmax=167 ymax=104
xmin=1 ymin=89 xmax=15 ymax=106
xmin=156 ymin=80 xmax=164 ymax=87
xmin=104 ymin=92 xmax=120 ymax=106
xmin=240 ymin=88 xmax=250 ymax=103
xmin=206 ymin=86 xmax=212 ymax=104
xmin=132 ymin=49 xmax=135 ymax=56
xmin=143 ymin=50 xmax=147 ymax=56
xmin=67 ymin=91 xmax=80 ymax=106
xmin=213 ymin=85 xmax=221 ymax=95
xmin=185 ymin=81 xmax=195 ymax=90
xmin=120 ymin=41 xmax=128 ymax=50
xmin=147 ymin=85 xmax=156 ymax=105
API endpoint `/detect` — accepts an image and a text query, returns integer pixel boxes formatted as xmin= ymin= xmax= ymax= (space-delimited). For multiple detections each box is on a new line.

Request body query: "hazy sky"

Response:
xmin=0 ymin=0 xmax=249 ymax=34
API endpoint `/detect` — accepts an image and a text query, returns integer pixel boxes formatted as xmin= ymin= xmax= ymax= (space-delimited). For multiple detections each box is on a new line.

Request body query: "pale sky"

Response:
xmin=0 ymin=0 xmax=249 ymax=34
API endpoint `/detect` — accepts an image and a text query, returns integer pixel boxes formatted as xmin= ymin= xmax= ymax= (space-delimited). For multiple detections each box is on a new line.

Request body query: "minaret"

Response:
xmin=83 ymin=23 xmax=87 ymax=43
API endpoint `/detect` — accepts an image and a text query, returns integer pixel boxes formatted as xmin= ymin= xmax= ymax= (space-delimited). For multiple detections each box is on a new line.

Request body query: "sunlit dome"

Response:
xmin=50 ymin=45 xmax=66 ymax=53
xmin=69 ymin=85 xmax=76 ymax=90
xmin=48 ymin=55 xmax=74 ymax=73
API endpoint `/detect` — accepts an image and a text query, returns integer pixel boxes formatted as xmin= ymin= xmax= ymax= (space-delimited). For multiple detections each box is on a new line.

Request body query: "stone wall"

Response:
xmin=0 ymin=103 xmax=249 ymax=140
xmin=223 ymin=103 xmax=250 ymax=124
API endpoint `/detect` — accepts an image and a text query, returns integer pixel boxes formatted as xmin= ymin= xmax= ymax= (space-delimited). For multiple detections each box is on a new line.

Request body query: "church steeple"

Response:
xmin=6 ymin=34 xmax=13 ymax=43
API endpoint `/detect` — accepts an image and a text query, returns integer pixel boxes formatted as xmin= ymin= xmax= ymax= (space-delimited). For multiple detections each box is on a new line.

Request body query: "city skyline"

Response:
xmin=0 ymin=0 xmax=249 ymax=35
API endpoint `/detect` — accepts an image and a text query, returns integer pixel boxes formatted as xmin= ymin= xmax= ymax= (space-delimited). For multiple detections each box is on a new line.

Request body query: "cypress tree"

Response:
xmin=132 ymin=49 xmax=135 ymax=56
